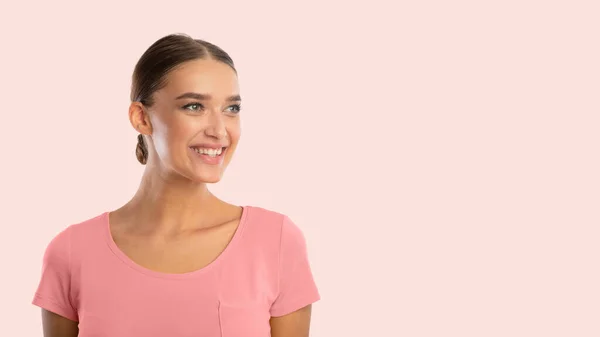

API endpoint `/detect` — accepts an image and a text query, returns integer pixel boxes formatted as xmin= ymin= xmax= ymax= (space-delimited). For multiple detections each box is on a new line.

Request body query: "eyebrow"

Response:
xmin=175 ymin=92 xmax=241 ymax=102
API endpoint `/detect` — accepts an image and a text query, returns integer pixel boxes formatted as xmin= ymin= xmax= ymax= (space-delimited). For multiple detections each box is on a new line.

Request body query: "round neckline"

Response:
xmin=103 ymin=205 xmax=251 ymax=280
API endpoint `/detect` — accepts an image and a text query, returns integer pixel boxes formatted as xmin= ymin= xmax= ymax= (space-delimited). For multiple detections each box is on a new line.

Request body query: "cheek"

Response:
xmin=227 ymin=121 xmax=242 ymax=143
xmin=168 ymin=123 xmax=197 ymax=156
xmin=153 ymin=116 xmax=194 ymax=156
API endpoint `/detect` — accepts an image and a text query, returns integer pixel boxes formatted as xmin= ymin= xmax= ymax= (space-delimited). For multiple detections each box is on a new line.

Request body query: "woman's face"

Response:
xmin=135 ymin=58 xmax=241 ymax=184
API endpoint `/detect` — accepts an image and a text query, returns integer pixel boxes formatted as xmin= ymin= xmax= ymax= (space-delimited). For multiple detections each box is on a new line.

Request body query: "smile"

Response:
xmin=189 ymin=146 xmax=228 ymax=165
xmin=191 ymin=146 xmax=224 ymax=157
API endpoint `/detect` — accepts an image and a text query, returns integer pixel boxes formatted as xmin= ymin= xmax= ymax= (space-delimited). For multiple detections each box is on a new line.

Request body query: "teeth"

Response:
xmin=193 ymin=147 xmax=223 ymax=157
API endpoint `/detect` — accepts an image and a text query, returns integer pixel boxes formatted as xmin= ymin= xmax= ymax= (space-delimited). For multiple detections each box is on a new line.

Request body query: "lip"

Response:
xmin=190 ymin=143 xmax=228 ymax=149
xmin=189 ymin=146 xmax=227 ymax=165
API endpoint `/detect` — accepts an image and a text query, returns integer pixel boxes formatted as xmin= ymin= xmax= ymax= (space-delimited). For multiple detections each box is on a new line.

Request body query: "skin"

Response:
xmin=41 ymin=58 xmax=313 ymax=336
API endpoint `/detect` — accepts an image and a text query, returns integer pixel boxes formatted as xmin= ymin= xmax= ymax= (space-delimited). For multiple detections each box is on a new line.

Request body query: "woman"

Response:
xmin=32 ymin=33 xmax=320 ymax=337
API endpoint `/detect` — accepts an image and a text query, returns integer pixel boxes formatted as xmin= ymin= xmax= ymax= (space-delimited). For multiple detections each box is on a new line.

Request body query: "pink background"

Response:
xmin=1 ymin=1 xmax=599 ymax=336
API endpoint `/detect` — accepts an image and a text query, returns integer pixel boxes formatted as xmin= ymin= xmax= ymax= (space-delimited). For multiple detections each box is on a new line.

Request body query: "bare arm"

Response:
xmin=41 ymin=309 xmax=79 ymax=337
xmin=270 ymin=304 xmax=313 ymax=337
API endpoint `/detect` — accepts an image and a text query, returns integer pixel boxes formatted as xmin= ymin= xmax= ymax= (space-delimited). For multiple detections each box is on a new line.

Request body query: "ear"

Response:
xmin=129 ymin=102 xmax=152 ymax=135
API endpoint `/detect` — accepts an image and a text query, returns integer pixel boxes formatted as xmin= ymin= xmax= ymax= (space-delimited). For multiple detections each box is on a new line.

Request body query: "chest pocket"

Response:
xmin=218 ymin=301 xmax=270 ymax=337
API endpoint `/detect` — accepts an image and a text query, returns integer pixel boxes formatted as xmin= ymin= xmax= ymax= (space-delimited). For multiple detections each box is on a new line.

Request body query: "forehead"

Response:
xmin=160 ymin=59 xmax=239 ymax=99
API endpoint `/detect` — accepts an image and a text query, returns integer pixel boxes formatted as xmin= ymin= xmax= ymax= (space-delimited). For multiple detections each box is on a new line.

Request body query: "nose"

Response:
xmin=204 ymin=111 xmax=227 ymax=140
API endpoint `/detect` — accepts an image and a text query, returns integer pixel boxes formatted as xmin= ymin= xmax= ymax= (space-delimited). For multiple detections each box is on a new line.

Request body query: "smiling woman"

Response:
xmin=32 ymin=33 xmax=320 ymax=337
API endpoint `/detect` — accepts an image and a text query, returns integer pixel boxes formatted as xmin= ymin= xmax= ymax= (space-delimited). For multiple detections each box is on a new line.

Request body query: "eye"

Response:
xmin=226 ymin=104 xmax=241 ymax=114
xmin=182 ymin=102 xmax=204 ymax=111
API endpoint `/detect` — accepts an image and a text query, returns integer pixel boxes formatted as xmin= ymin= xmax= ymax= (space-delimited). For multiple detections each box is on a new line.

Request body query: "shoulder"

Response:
xmin=243 ymin=205 xmax=301 ymax=232
xmin=42 ymin=212 xmax=108 ymax=258
xmin=65 ymin=212 xmax=107 ymax=240
xmin=242 ymin=206 xmax=308 ymax=247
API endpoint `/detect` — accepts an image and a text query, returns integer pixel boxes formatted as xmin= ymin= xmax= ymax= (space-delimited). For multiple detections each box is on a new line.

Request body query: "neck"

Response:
xmin=123 ymin=165 xmax=220 ymax=234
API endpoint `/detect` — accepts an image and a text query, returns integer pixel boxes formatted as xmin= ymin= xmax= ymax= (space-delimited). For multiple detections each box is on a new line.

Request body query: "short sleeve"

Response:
xmin=270 ymin=215 xmax=320 ymax=317
xmin=32 ymin=227 xmax=78 ymax=322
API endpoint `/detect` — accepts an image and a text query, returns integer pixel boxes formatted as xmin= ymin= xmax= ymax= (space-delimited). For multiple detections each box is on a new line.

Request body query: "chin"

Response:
xmin=191 ymin=172 xmax=223 ymax=184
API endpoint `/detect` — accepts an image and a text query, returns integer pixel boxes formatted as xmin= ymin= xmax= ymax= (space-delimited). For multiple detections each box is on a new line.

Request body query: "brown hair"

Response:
xmin=130 ymin=33 xmax=237 ymax=165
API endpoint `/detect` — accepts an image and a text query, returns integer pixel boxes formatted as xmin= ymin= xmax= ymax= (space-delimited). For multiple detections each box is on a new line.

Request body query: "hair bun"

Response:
xmin=136 ymin=134 xmax=148 ymax=165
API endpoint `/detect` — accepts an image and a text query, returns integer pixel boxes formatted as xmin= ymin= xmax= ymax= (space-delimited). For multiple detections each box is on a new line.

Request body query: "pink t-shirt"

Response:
xmin=32 ymin=206 xmax=320 ymax=336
